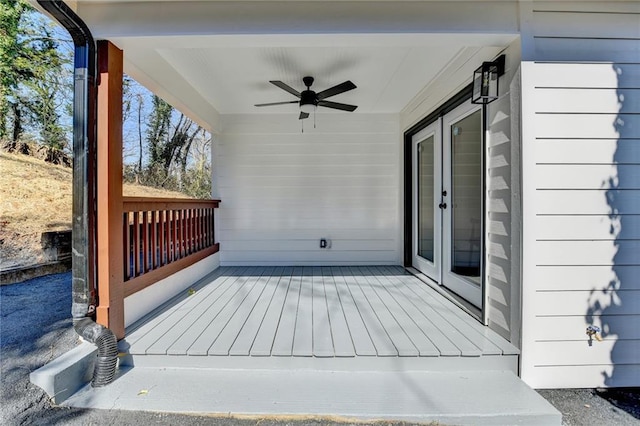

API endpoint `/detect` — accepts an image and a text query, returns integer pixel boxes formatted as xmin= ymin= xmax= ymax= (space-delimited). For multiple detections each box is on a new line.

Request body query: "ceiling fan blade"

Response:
xmin=254 ymin=100 xmax=299 ymax=107
xmin=316 ymin=80 xmax=357 ymax=100
xmin=318 ymin=100 xmax=358 ymax=112
xmin=269 ymin=81 xmax=301 ymax=97
xmin=299 ymin=111 xmax=310 ymax=120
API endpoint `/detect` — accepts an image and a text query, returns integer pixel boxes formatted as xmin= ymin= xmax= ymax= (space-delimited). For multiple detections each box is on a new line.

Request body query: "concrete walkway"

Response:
xmin=65 ymin=367 xmax=560 ymax=425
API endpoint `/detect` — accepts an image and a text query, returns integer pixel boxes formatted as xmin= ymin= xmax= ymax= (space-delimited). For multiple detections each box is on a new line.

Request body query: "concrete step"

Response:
xmin=30 ymin=342 xmax=97 ymax=404
xmin=63 ymin=367 xmax=561 ymax=425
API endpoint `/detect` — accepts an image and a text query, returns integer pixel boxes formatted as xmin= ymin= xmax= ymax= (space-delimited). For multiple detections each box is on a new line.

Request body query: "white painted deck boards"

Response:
xmin=125 ymin=266 xmax=518 ymax=360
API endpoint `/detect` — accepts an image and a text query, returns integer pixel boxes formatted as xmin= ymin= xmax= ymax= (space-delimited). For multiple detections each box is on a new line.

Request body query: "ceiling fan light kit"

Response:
xmin=300 ymin=103 xmax=316 ymax=114
xmin=255 ymin=76 xmax=358 ymax=125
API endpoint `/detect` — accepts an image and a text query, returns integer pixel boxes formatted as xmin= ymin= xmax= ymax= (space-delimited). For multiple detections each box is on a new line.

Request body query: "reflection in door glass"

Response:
xmin=418 ymin=136 xmax=435 ymax=262
xmin=451 ymin=111 xmax=481 ymax=279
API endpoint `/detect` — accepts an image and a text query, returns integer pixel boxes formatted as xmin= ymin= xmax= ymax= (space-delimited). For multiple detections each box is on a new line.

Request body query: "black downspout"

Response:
xmin=37 ymin=0 xmax=117 ymax=387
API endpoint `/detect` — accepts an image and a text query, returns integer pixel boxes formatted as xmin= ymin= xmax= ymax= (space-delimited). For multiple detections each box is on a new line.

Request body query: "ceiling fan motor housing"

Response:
xmin=300 ymin=90 xmax=318 ymax=108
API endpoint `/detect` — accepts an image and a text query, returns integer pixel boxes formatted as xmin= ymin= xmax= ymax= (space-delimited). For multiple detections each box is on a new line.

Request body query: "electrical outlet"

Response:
xmin=320 ymin=239 xmax=327 ymax=248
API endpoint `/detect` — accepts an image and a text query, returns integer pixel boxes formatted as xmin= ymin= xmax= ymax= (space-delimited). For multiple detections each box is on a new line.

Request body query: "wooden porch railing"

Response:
xmin=121 ymin=197 xmax=220 ymax=297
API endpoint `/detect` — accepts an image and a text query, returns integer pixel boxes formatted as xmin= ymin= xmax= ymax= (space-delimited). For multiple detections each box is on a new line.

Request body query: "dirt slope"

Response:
xmin=0 ymin=151 xmax=190 ymax=268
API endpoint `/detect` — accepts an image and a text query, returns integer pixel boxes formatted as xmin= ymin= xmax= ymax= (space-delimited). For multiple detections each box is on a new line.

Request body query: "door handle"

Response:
xmin=439 ymin=203 xmax=447 ymax=209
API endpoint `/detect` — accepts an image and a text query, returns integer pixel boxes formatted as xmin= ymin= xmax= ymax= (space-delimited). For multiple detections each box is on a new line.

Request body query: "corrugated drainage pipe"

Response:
xmin=74 ymin=318 xmax=118 ymax=386
xmin=36 ymin=0 xmax=118 ymax=387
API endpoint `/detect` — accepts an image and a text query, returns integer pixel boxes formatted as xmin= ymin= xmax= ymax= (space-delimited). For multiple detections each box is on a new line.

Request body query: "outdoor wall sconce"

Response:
xmin=471 ymin=54 xmax=506 ymax=104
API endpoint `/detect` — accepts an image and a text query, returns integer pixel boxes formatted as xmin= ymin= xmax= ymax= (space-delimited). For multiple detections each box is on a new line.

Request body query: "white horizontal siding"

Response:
xmin=521 ymin=1 xmax=640 ymax=388
xmin=536 ymin=139 xmax=640 ymax=164
xmin=534 ymin=291 xmax=640 ymax=317
xmin=532 ymin=63 xmax=640 ymax=88
xmin=532 ymin=340 xmax=640 ymax=366
xmin=215 ymin=113 xmax=400 ymax=266
xmin=222 ymin=114 xmax=397 ymax=134
xmin=221 ymin=250 xmax=396 ymax=265
xmin=524 ymin=365 xmax=638 ymax=389
xmin=222 ymin=239 xmax=395 ymax=252
xmin=535 ymin=164 xmax=640 ymax=189
xmin=217 ymin=154 xmax=394 ymax=167
xmin=533 ymin=38 xmax=639 ymax=63
xmin=535 ymin=265 xmax=640 ymax=291
xmin=533 ymin=1 xmax=640 ymax=13
xmin=536 ymin=215 xmax=640 ymax=240
xmin=536 ymin=190 xmax=640 ymax=215
xmin=534 ymin=114 xmax=635 ymax=139
xmin=220 ymin=229 xmax=393 ymax=241
xmin=534 ymin=88 xmax=639 ymax=114
xmin=217 ymin=196 xmax=397 ymax=210
xmin=532 ymin=315 xmax=640 ymax=341
xmin=219 ymin=135 xmax=396 ymax=152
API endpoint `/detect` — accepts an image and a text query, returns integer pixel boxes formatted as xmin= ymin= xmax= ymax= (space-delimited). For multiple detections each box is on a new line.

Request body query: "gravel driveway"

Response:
xmin=1 ymin=272 xmax=638 ymax=425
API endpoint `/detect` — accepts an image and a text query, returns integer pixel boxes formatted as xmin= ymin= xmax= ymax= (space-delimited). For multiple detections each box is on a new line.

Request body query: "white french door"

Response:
xmin=412 ymin=121 xmax=442 ymax=281
xmin=412 ymin=100 xmax=483 ymax=308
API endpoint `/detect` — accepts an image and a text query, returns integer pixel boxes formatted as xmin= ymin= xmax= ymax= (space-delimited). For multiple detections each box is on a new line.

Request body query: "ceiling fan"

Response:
xmin=254 ymin=76 xmax=357 ymax=120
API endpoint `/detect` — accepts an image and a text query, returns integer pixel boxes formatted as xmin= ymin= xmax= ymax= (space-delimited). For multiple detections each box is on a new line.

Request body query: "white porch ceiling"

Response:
xmin=110 ymin=34 xmax=516 ymax=129
xmin=156 ymin=41 xmax=459 ymax=114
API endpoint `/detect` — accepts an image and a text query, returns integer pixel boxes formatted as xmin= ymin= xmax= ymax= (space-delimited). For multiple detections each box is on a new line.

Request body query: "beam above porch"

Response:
xmin=73 ymin=1 xmax=520 ymax=37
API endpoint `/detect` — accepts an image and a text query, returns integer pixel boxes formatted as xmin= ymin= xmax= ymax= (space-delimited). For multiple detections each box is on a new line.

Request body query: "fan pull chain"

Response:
xmin=314 ymin=110 xmax=316 ymax=129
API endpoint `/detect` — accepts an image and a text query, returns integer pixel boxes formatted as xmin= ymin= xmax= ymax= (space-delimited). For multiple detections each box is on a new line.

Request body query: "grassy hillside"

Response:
xmin=0 ymin=151 xmax=192 ymax=268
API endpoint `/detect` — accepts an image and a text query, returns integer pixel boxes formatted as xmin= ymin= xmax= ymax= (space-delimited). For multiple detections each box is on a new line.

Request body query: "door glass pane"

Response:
xmin=417 ymin=136 xmax=435 ymax=262
xmin=451 ymin=111 xmax=481 ymax=279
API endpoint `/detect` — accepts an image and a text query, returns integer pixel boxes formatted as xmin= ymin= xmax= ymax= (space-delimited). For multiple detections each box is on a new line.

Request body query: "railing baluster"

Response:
xmin=191 ymin=208 xmax=196 ymax=253
xmin=168 ymin=210 xmax=173 ymax=262
xmin=151 ymin=210 xmax=158 ymax=269
xmin=207 ymin=209 xmax=213 ymax=246
xmin=166 ymin=210 xmax=172 ymax=263
xmin=182 ymin=209 xmax=188 ymax=258
xmin=181 ymin=209 xmax=187 ymax=258
xmin=202 ymin=208 xmax=207 ymax=249
xmin=185 ymin=209 xmax=191 ymax=256
xmin=193 ymin=209 xmax=202 ymax=251
xmin=190 ymin=209 xmax=196 ymax=254
xmin=168 ymin=210 xmax=173 ymax=263
xmin=167 ymin=210 xmax=171 ymax=264
xmin=203 ymin=208 xmax=208 ymax=247
xmin=193 ymin=208 xmax=198 ymax=252
xmin=175 ymin=209 xmax=181 ymax=259
xmin=133 ymin=211 xmax=140 ymax=277
xmin=177 ymin=209 xmax=182 ymax=259
xmin=142 ymin=211 xmax=149 ymax=273
xmin=188 ymin=209 xmax=193 ymax=255
xmin=197 ymin=208 xmax=202 ymax=251
xmin=209 ymin=208 xmax=214 ymax=246
xmin=205 ymin=208 xmax=210 ymax=247
xmin=172 ymin=209 xmax=177 ymax=260
xmin=171 ymin=210 xmax=175 ymax=260
xmin=159 ymin=210 xmax=165 ymax=267
xmin=123 ymin=212 xmax=130 ymax=280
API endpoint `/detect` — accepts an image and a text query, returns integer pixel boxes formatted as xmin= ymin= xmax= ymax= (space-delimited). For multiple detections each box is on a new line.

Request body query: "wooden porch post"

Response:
xmin=96 ymin=40 xmax=125 ymax=339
